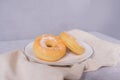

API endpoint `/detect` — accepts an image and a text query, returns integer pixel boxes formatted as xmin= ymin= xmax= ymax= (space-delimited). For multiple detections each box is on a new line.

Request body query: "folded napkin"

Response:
xmin=0 ymin=29 xmax=120 ymax=80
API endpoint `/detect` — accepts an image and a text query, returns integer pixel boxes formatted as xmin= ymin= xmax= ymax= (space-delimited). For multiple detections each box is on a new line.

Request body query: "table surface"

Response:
xmin=0 ymin=32 xmax=120 ymax=80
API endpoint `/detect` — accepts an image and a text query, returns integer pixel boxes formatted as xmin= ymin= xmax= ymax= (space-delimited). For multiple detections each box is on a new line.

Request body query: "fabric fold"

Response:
xmin=0 ymin=29 xmax=120 ymax=80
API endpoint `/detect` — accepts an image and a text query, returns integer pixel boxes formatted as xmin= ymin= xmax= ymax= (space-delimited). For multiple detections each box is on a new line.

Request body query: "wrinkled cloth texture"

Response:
xmin=0 ymin=29 xmax=120 ymax=80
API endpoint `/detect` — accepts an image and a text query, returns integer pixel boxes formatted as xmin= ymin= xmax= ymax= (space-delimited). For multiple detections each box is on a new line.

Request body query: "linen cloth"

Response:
xmin=0 ymin=29 xmax=120 ymax=80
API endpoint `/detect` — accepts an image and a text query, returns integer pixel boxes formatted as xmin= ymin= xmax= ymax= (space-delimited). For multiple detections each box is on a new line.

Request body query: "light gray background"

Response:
xmin=0 ymin=0 xmax=120 ymax=41
xmin=0 ymin=1 xmax=120 ymax=80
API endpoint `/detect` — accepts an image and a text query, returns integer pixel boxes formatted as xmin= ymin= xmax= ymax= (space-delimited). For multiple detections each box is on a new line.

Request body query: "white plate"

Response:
xmin=24 ymin=41 xmax=93 ymax=66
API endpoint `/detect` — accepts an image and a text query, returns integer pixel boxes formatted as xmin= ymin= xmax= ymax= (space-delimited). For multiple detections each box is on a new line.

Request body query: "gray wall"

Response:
xmin=0 ymin=0 xmax=120 ymax=41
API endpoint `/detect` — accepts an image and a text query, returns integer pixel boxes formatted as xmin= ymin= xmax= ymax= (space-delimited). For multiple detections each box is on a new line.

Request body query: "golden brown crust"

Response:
xmin=59 ymin=32 xmax=85 ymax=55
xmin=33 ymin=34 xmax=66 ymax=62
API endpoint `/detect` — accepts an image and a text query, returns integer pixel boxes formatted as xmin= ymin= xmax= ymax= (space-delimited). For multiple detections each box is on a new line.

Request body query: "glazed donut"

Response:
xmin=60 ymin=32 xmax=85 ymax=55
xmin=33 ymin=34 xmax=66 ymax=62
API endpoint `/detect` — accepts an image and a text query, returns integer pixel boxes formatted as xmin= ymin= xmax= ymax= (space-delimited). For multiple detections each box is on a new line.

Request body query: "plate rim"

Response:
xmin=24 ymin=41 xmax=94 ymax=66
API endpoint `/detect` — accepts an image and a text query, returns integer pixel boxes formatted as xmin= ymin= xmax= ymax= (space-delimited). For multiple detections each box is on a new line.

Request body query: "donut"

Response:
xmin=33 ymin=34 xmax=66 ymax=62
xmin=59 ymin=32 xmax=85 ymax=55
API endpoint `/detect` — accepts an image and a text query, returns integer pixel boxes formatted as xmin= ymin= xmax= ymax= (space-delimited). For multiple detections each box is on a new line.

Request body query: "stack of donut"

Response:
xmin=33 ymin=32 xmax=85 ymax=62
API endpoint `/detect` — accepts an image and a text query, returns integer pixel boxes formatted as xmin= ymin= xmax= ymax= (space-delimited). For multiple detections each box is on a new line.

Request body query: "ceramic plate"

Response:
xmin=24 ymin=41 xmax=93 ymax=66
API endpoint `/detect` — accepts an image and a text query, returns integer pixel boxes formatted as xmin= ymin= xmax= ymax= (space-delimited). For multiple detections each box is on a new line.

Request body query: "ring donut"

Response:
xmin=60 ymin=32 xmax=85 ymax=55
xmin=33 ymin=34 xmax=66 ymax=62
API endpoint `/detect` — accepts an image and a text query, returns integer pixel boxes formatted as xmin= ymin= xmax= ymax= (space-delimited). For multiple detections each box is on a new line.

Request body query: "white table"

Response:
xmin=0 ymin=32 xmax=120 ymax=80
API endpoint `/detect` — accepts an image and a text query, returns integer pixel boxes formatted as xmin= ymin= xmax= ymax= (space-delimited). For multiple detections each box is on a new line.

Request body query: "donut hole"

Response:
xmin=46 ymin=44 xmax=53 ymax=47
xmin=45 ymin=41 xmax=55 ymax=48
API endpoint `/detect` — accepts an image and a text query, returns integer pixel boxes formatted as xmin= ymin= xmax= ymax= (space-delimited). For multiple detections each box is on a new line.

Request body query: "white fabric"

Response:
xmin=0 ymin=29 xmax=120 ymax=80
